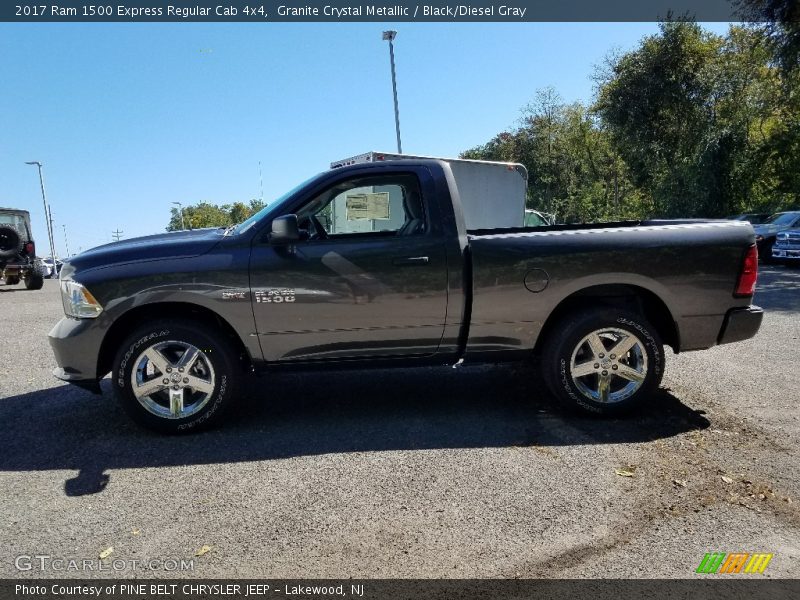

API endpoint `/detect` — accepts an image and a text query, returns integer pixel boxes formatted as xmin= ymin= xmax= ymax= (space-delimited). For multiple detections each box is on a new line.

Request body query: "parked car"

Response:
xmin=0 ymin=207 xmax=45 ymax=289
xmin=753 ymin=211 xmax=800 ymax=261
xmin=41 ymin=258 xmax=64 ymax=277
xmin=49 ymin=158 xmax=762 ymax=433
xmin=771 ymin=230 xmax=800 ymax=264
xmin=524 ymin=209 xmax=555 ymax=227
xmin=727 ymin=213 xmax=771 ymax=225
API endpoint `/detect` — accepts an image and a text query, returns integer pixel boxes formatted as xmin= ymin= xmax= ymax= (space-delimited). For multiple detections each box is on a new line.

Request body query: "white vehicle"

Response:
xmin=524 ymin=209 xmax=555 ymax=227
xmin=331 ymin=151 xmax=528 ymax=230
xmin=41 ymin=258 xmax=63 ymax=277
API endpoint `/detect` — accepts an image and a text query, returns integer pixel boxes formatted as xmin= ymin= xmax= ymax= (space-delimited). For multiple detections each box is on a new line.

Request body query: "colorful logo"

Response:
xmin=696 ymin=552 xmax=773 ymax=574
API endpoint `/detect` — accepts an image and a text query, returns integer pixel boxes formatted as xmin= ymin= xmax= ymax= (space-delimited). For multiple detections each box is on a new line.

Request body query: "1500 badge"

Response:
xmin=255 ymin=289 xmax=296 ymax=303
xmin=221 ymin=290 xmax=248 ymax=300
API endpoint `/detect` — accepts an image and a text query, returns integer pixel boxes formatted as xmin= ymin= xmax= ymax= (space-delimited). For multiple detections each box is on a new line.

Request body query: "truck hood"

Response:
xmin=65 ymin=228 xmax=224 ymax=274
xmin=753 ymin=223 xmax=791 ymax=236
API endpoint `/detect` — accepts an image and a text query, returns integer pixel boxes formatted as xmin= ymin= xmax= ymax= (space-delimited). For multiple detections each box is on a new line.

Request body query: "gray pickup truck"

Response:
xmin=49 ymin=159 xmax=763 ymax=433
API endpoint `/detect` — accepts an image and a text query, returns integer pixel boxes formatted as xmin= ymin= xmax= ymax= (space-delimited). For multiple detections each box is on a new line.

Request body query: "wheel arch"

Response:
xmin=97 ymin=301 xmax=253 ymax=378
xmin=534 ymin=283 xmax=679 ymax=354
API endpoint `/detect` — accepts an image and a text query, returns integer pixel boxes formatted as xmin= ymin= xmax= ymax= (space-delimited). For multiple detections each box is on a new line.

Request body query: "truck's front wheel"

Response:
xmin=112 ymin=320 xmax=242 ymax=433
xmin=541 ymin=309 xmax=664 ymax=415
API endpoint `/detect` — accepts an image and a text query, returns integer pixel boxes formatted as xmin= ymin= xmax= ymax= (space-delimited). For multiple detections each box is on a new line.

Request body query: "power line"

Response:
xmin=112 ymin=229 xmax=123 ymax=242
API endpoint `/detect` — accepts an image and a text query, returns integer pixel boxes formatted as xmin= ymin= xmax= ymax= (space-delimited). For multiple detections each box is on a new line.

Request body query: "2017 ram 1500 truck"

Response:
xmin=49 ymin=159 xmax=763 ymax=433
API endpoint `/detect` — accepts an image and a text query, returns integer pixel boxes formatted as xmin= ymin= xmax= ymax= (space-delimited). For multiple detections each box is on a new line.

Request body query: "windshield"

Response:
xmin=766 ymin=213 xmax=799 ymax=226
xmin=232 ymin=171 xmax=329 ymax=235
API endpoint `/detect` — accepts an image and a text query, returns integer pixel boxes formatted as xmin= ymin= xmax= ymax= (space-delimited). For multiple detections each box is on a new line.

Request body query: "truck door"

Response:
xmin=249 ymin=169 xmax=449 ymax=362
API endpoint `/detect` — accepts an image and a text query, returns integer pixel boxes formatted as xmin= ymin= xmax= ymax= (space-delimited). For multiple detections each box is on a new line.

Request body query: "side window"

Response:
xmin=298 ymin=174 xmax=425 ymax=239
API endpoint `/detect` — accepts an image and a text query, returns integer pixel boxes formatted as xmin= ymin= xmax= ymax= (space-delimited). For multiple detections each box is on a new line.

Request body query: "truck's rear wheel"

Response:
xmin=541 ymin=309 xmax=664 ymax=415
xmin=4 ymin=275 xmax=20 ymax=285
xmin=112 ymin=320 xmax=242 ymax=433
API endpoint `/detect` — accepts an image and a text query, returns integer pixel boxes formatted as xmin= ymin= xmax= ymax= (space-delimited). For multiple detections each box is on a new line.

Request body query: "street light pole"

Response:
xmin=25 ymin=161 xmax=58 ymax=276
xmin=382 ymin=30 xmax=402 ymax=154
xmin=63 ymin=224 xmax=70 ymax=257
xmin=172 ymin=201 xmax=186 ymax=230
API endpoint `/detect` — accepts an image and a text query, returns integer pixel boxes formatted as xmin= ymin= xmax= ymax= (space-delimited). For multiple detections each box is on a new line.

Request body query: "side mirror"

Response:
xmin=270 ymin=214 xmax=300 ymax=244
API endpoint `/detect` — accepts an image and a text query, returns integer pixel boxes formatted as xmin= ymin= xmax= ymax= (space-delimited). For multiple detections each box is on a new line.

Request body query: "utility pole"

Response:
xmin=62 ymin=224 xmax=70 ymax=257
xmin=24 ymin=161 xmax=58 ymax=269
xmin=47 ymin=206 xmax=58 ymax=277
xmin=382 ymin=30 xmax=402 ymax=154
xmin=172 ymin=202 xmax=186 ymax=230
xmin=258 ymin=161 xmax=264 ymax=204
xmin=48 ymin=206 xmax=55 ymax=247
xmin=112 ymin=229 xmax=123 ymax=242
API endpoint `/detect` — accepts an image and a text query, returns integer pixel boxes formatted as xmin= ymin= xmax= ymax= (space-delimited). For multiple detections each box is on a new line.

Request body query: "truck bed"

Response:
xmin=465 ymin=219 xmax=756 ymax=355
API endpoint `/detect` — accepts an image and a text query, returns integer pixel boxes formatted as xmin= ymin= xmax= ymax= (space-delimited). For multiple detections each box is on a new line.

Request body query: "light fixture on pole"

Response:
xmin=382 ymin=30 xmax=402 ymax=154
xmin=24 ymin=161 xmax=58 ymax=276
xmin=172 ymin=201 xmax=186 ymax=230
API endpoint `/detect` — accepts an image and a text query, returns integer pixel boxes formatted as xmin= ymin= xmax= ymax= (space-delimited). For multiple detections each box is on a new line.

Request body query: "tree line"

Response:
xmin=463 ymin=12 xmax=799 ymax=222
xmin=167 ymin=199 xmax=265 ymax=231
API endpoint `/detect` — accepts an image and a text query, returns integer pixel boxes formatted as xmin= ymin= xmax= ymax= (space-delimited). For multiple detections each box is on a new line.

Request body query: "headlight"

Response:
xmin=60 ymin=280 xmax=103 ymax=319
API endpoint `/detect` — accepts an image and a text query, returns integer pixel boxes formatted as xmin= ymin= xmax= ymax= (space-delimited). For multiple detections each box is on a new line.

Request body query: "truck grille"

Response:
xmin=776 ymin=235 xmax=800 ymax=248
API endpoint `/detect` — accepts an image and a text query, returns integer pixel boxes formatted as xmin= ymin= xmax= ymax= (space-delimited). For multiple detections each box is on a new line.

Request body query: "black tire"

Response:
xmin=112 ymin=319 xmax=242 ymax=433
xmin=4 ymin=275 xmax=20 ymax=285
xmin=761 ymin=240 xmax=775 ymax=264
xmin=24 ymin=272 xmax=43 ymax=290
xmin=0 ymin=225 xmax=24 ymax=259
xmin=541 ymin=309 xmax=664 ymax=416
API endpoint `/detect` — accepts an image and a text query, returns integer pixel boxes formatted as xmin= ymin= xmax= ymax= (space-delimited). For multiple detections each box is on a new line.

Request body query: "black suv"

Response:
xmin=0 ymin=207 xmax=44 ymax=290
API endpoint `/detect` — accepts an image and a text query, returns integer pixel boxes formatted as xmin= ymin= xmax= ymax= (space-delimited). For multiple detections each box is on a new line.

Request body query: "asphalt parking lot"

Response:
xmin=1 ymin=266 xmax=798 ymax=579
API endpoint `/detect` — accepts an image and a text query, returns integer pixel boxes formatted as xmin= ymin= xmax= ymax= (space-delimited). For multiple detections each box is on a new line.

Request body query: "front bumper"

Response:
xmin=772 ymin=247 xmax=800 ymax=260
xmin=717 ymin=305 xmax=763 ymax=345
xmin=48 ymin=316 xmax=106 ymax=394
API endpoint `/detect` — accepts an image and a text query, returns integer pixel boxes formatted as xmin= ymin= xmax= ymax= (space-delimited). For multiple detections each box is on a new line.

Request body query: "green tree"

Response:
xmin=596 ymin=20 xmax=798 ymax=215
xmin=738 ymin=0 xmax=800 ymax=72
xmin=738 ymin=1 xmax=800 ymax=208
xmin=462 ymin=88 xmax=648 ymax=222
xmin=595 ymin=21 xmax=730 ymax=216
xmin=168 ymin=202 xmax=231 ymax=231
xmin=167 ymin=198 xmax=267 ymax=231
xmin=467 ymin=19 xmax=798 ymax=221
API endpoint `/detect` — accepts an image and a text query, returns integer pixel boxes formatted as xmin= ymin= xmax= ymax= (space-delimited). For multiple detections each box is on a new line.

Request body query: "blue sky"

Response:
xmin=0 ymin=22 xmax=730 ymax=255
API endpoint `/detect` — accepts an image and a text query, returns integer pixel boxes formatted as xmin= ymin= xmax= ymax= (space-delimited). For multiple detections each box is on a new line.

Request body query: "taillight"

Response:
xmin=25 ymin=242 xmax=35 ymax=255
xmin=734 ymin=244 xmax=758 ymax=297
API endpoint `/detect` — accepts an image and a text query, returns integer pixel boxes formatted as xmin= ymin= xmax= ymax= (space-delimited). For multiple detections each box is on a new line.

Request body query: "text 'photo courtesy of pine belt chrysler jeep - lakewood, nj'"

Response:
xmin=48 ymin=155 xmax=764 ymax=433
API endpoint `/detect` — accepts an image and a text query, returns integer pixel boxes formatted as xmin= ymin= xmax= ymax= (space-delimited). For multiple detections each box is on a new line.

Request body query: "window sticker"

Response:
xmin=345 ymin=192 xmax=390 ymax=220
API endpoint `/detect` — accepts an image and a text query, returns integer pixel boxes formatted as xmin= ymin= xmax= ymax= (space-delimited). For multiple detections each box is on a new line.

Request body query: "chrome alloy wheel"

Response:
xmin=130 ymin=340 xmax=216 ymax=419
xmin=569 ymin=327 xmax=648 ymax=404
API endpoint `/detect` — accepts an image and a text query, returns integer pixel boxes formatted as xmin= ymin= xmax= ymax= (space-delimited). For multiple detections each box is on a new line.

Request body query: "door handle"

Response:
xmin=392 ymin=256 xmax=430 ymax=266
